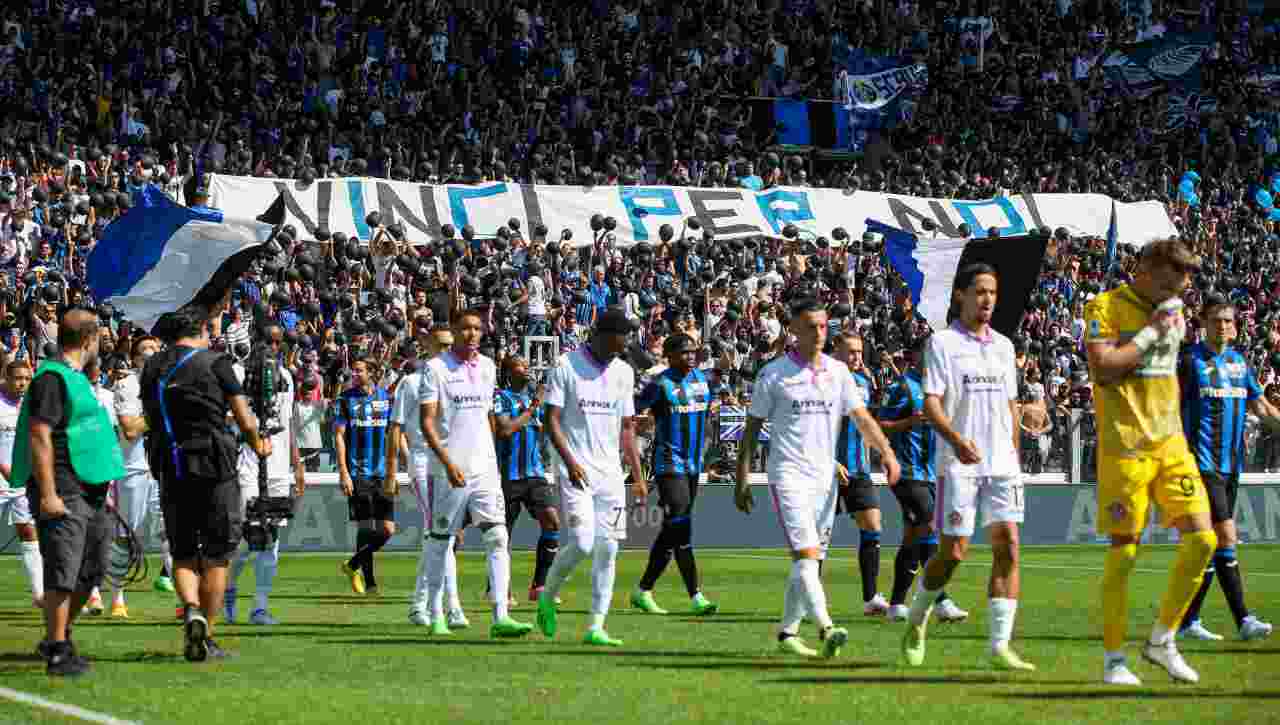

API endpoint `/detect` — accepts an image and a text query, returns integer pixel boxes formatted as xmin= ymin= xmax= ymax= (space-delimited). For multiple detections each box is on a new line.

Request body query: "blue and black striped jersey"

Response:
xmin=637 ymin=368 xmax=711 ymax=476
xmin=1180 ymin=342 xmax=1261 ymax=475
xmin=835 ymin=370 xmax=875 ymax=475
xmin=879 ymin=370 xmax=936 ymax=482
xmin=335 ymin=385 xmax=392 ymax=479
xmin=494 ymin=387 xmax=546 ymax=481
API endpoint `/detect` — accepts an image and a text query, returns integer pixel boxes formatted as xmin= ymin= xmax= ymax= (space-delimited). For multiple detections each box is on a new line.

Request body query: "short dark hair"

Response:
xmin=453 ymin=308 xmax=484 ymax=327
xmin=131 ymin=335 xmax=160 ymax=360
xmin=6 ymin=359 xmax=32 ymax=376
xmin=788 ymin=297 xmax=824 ymax=316
xmin=954 ymin=263 xmax=998 ymax=292
xmin=663 ymin=333 xmax=697 ymax=355
xmin=169 ymin=304 xmax=214 ymax=341
xmin=58 ymin=309 xmax=99 ymax=351
xmin=1201 ymin=293 xmax=1234 ymax=319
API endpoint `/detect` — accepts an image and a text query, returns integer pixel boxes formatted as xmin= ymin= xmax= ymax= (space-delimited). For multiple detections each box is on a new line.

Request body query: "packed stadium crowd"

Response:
xmin=0 ymin=0 xmax=1279 ymax=478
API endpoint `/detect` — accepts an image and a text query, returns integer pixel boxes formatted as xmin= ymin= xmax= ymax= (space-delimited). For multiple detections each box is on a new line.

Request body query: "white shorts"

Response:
xmin=427 ymin=470 xmax=505 ymax=536
xmin=768 ymin=479 xmax=839 ymax=557
xmin=0 ymin=486 xmax=32 ymax=526
xmin=936 ymin=475 xmax=1025 ymax=538
xmin=559 ymin=477 xmax=627 ymax=546
xmin=237 ymin=469 xmax=291 ymax=511
xmin=112 ymin=470 xmax=162 ymax=534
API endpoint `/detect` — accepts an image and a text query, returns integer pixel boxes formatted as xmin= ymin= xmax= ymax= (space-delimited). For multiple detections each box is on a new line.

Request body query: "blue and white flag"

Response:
xmin=870 ymin=218 xmax=1047 ymax=340
xmin=87 ymin=185 xmax=282 ymax=330
xmin=1105 ymin=199 xmax=1119 ymax=272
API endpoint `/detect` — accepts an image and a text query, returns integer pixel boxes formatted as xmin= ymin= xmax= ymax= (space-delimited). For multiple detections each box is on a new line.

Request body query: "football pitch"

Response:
xmin=0 ymin=545 xmax=1277 ymax=725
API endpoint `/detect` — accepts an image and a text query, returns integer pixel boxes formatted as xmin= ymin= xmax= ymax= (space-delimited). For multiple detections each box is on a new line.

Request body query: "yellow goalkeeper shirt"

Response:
xmin=1083 ymin=284 xmax=1185 ymax=455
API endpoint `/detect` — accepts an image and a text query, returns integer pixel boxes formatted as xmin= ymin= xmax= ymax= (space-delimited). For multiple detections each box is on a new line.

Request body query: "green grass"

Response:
xmin=1 ymin=545 xmax=1278 ymax=725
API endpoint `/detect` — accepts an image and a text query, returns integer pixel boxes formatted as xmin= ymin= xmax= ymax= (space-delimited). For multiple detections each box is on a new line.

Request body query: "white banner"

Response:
xmin=208 ymin=175 xmax=1177 ymax=249
xmin=841 ymin=63 xmax=928 ymax=110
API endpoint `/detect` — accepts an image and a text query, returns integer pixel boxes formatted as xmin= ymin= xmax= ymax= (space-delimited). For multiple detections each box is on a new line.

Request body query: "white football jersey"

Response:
xmin=0 ymin=393 xmax=18 ymax=486
xmin=923 ymin=322 xmax=1020 ymax=479
xmin=233 ymin=364 xmax=296 ymax=479
xmin=390 ymin=369 xmax=426 ymax=452
xmin=113 ymin=372 xmax=149 ymax=474
xmin=749 ymin=352 xmax=863 ymax=488
xmin=418 ymin=351 xmax=499 ymax=478
xmin=543 ymin=347 xmax=635 ymax=488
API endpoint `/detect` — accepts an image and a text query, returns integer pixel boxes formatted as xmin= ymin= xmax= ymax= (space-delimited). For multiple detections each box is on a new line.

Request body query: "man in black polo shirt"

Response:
xmin=142 ymin=303 xmax=271 ymax=662
xmin=12 ymin=309 xmax=125 ymax=676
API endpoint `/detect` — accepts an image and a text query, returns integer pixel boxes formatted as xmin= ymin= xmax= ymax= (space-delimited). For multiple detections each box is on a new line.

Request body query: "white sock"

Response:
xmin=1149 ymin=622 xmax=1175 ymax=646
xmin=412 ymin=534 xmax=430 ymax=612
xmin=793 ymin=559 xmax=832 ymax=630
xmin=20 ymin=540 xmax=43 ymax=599
xmin=423 ymin=535 xmax=452 ymax=620
xmin=483 ymin=526 xmax=511 ymax=621
xmin=254 ymin=540 xmax=279 ymax=612
xmin=989 ymin=597 xmax=1017 ymax=650
xmin=108 ymin=540 xmax=128 ymax=603
xmin=779 ymin=566 xmax=804 ymax=634
xmin=587 ymin=613 xmax=605 ymax=631
xmin=544 ymin=539 xmax=588 ymax=600
xmin=589 ymin=537 xmax=619 ymax=621
xmin=445 ymin=543 xmax=461 ymax=612
xmin=230 ymin=542 xmax=252 ymax=589
xmin=909 ymin=585 xmax=941 ymax=626
xmin=160 ymin=537 xmax=173 ymax=576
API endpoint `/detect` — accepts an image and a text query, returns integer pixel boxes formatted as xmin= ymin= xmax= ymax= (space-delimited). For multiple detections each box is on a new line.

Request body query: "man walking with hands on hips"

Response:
xmin=901 ymin=264 xmax=1035 ymax=672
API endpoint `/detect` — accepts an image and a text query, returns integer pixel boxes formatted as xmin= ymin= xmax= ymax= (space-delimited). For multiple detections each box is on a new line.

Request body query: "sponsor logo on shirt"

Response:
xmin=1202 ymin=387 xmax=1247 ymax=399
xmin=791 ymin=399 xmax=833 ymax=413
xmin=451 ymin=394 xmax=489 ymax=406
xmin=579 ymin=399 xmax=616 ymax=413
xmin=672 ymin=402 xmax=709 ymax=414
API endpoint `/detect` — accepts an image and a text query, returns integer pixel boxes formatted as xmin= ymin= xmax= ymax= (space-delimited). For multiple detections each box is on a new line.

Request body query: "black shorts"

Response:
xmin=838 ymin=474 xmax=878 ymax=514
xmin=892 ymin=479 xmax=937 ymax=528
xmin=503 ymin=477 xmax=555 ymax=517
xmin=32 ymin=487 xmax=111 ymax=593
xmin=1200 ymin=470 xmax=1239 ymax=525
xmin=348 ymin=477 xmax=396 ymax=522
xmin=161 ymin=477 xmax=242 ymax=562
xmin=655 ymin=474 xmax=699 ymax=516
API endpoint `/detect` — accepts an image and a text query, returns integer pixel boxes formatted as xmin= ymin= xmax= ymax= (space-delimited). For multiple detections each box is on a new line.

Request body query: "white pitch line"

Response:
xmin=703 ymin=551 xmax=1280 ymax=578
xmin=0 ymin=686 xmax=142 ymax=725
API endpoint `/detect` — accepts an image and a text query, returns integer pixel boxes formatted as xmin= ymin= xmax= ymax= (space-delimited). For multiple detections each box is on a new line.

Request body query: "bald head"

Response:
xmin=58 ymin=309 xmax=100 ymax=352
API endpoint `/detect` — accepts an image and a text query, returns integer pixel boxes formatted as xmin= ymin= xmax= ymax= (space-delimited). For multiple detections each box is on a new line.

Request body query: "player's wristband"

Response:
xmin=1131 ymin=325 xmax=1160 ymax=353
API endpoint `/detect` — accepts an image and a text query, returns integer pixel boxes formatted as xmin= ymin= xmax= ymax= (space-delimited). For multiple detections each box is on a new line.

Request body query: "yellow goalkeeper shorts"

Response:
xmin=1096 ymin=435 xmax=1210 ymax=537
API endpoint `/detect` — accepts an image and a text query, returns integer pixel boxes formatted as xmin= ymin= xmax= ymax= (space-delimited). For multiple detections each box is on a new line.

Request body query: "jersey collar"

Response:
xmin=949 ymin=320 xmax=994 ymax=345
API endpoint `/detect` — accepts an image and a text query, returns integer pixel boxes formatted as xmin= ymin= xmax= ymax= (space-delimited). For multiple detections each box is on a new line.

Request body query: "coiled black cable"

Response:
xmin=107 ymin=505 xmax=149 ymax=586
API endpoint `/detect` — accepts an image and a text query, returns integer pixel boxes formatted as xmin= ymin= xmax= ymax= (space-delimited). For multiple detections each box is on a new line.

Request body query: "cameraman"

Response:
xmin=141 ymin=302 xmax=271 ymax=662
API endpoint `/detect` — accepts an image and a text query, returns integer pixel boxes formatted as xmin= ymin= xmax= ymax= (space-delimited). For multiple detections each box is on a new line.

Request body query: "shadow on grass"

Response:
xmin=996 ymin=690 xmax=1280 ymax=701
xmin=619 ymin=660 xmax=888 ymax=673
xmin=769 ymin=675 xmax=1006 ymax=685
xmin=662 ymin=617 xmax=784 ymax=625
xmin=91 ymin=650 xmax=185 ymax=665
xmin=322 ymin=638 xmax=523 ymax=647
xmin=0 ymin=652 xmax=42 ymax=663
xmin=1210 ymin=648 xmax=1280 ymax=656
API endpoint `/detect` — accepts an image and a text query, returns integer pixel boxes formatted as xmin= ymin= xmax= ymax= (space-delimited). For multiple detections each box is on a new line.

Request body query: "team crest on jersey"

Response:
xmin=1109 ymin=502 xmax=1127 ymax=522
xmin=948 ymin=511 xmax=963 ymax=526
xmin=1088 ymin=319 xmax=1101 ymax=338
xmin=568 ymin=514 xmax=582 ymax=528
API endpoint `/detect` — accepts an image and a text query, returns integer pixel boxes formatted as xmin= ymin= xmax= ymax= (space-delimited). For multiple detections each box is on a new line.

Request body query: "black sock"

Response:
xmin=534 ymin=531 xmax=560 ymax=588
xmin=639 ymin=526 xmax=673 ymax=591
xmin=1179 ymin=563 xmax=1216 ymax=630
xmin=858 ymin=529 xmax=881 ymax=603
xmin=350 ymin=529 xmax=371 ymax=570
xmin=917 ymin=535 xmax=951 ymax=603
xmin=890 ymin=540 xmax=919 ymax=606
xmin=668 ymin=516 xmax=700 ymax=598
xmin=1214 ymin=546 xmax=1249 ymax=628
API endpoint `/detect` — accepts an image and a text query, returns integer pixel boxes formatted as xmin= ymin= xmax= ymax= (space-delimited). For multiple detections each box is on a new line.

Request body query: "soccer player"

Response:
xmin=1084 ymin=239 xmax=1218 ymax=685
xmin=1176 ymin=294 xmax=1274 ymax=642
xmin=0 ymin=361 xmax=41 ymax=607
xmin=536 ymin=308 xmax=648 ymax=647
xmin=336 ymin=357 xmax=395 ymax=596
xmin=877 ymin=336 xmax=966 ymax=623
xmin=391 ymin=322 xmax=467 ymax=628
xmin=631 ymin=333 xmax=718 ymax=617
xmin=108 ymin=335 xmax=171 ymax=617
xmin=830 ymin=332 xmax=889 ymax=616
xmin=901 ymin=263 xmax=1034 ymax=671
xmin=419 ymin=309 xmax=533 ymax=638
xmin=494 ymin=355 xmax=562 ymax=603
xmin=735 ymin=299 xmax=900 ymax=658
xmin=226 ymin=328 xmax=305 ymax=625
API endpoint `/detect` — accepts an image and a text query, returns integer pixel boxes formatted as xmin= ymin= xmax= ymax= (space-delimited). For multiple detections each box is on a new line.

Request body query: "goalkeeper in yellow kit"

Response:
xmin=1083 ymin=238 xmax=1216 ymax=686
